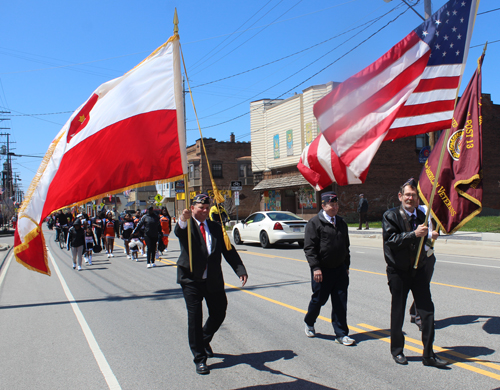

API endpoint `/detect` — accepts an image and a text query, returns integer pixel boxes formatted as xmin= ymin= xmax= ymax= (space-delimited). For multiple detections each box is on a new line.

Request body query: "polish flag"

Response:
xmin=14 ymin=35 xmax=187 ymax=275
xmin=298 ymin=134 xmax=366 ymax=189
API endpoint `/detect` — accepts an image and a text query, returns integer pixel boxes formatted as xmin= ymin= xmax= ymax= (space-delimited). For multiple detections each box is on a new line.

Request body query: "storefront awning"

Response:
xmin=253 ymin=175 xmax=312 ymax=191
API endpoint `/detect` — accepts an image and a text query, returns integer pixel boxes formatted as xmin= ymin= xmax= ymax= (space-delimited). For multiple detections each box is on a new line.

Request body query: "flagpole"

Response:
xmin=172 ymin=9 xmax=193 ymax=272
xmin=179 ymin=48 xmax=233 ymax=251
xmin=415 ymin=49 xmax=486 ymax=269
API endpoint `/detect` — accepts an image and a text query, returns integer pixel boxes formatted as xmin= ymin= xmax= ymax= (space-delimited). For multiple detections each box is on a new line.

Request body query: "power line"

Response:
xmin=189 ymin=0 xmax=277 ymax=70
xmin=187 ymin=3 xmax=407 ymax=129
xmin=191 ymin=0 xmax=304 ymax=76
xmin=190 ymin=13 xmax=386 ymax=90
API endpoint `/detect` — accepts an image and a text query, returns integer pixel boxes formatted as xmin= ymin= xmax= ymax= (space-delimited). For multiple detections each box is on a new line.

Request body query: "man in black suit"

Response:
xmin=175 ymin=193 xmax=248 ymax=375
xmin=382 ymin=178 xmax=446 ymax=368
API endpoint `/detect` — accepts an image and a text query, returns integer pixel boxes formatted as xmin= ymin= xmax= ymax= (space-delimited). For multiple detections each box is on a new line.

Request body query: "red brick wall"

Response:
xmin=331 ymin=93 xmax=500 ymax=222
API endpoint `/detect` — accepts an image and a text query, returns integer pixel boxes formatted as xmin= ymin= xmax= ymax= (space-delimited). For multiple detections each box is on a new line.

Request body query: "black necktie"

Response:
xmin=410 ymin=215 xmax=416 ymax=231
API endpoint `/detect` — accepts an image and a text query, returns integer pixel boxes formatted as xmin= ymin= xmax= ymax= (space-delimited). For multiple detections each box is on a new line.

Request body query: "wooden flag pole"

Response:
xmin=173 ymin=10 xmax=193 ymax=272
xmin=179 ymin=47 xmax=233 ymax=251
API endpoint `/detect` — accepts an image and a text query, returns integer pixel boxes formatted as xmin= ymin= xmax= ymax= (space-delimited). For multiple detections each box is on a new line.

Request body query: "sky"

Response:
xmin=0 ymin=0 xmax=498 ymax=194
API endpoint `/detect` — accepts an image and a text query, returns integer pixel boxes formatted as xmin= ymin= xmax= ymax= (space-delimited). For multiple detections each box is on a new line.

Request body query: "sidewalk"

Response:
xmin=348 ymin=227 xmax=500 ymax=259
xmin=0 ymin=229 xmax=14 ymax=272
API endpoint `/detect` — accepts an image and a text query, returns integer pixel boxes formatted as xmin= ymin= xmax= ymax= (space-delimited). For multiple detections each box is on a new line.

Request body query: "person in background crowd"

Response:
xmin=120 ymin=213 xmax=135 ymax=259
xmin=103 ymin=211 xmax=118 ymax=258
xmin=129 ymin=232 xmax=141 ymax=261
xmin=133 ymin=206 xmax=161 ymax=268
xmin=134 ymin=210 xmax=146 ymax=257
xmin=92 ymin=211 xmax=105 ymax=250
xmin=303 ymin=191 xmax=354 ymax=346
xmin=67 ymin=219 xmax=85 ymax=271
xmin=209 ymin=202 xmax=229 ymax=226
xmin=83 ymin=226 xmax=96 ymax=265
xmin=160 ymin=207 xmax=172 ymax=254
xmin=357 ymin=194 xmax=369 ymax=230
xmin=382 ymin=178 xmax=446 ymax=368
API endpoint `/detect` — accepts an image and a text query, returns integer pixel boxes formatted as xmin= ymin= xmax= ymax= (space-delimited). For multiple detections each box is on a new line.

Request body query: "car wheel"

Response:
xmin=260 ymin=231 xmax=271 ymax=248
xmin=297 ymin=241 xmax=304 ymax=248
xmin=233 ymin=229 xmax=243 ymax=245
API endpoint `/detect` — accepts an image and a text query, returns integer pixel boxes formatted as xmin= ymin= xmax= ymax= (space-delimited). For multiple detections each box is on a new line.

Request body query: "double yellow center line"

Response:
xmin=156 ymin=249 xmax=500 ymax=381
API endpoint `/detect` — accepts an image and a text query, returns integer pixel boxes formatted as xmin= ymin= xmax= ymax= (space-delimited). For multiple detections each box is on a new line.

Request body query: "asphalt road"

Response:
xmin=0 ymin=227 xmax=499 ymax=389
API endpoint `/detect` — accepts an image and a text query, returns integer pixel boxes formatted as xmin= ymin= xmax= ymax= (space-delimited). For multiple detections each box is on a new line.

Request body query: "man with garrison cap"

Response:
xmin=382 ymin=178 xmax=446 ymax=368
xmin=175 ymin=193 xmax=248 ymax=375
xmin=303 ymin=191 xmax=355 ymax=346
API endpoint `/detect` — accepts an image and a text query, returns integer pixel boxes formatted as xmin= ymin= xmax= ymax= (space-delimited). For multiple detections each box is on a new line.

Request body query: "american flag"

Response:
xmin=313 ymin=0 xmax=479 ymax=178
xmin=298 ymin=134 xmax=366 ymax=189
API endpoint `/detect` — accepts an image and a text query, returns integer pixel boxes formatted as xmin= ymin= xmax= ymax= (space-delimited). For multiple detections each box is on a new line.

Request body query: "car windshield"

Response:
xmin=267 ymin=212 xmax=303 ymax=221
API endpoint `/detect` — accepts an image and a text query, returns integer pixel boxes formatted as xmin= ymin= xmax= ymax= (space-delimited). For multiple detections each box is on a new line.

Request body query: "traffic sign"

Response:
xmin=231 ymin=180 xmax=242 ymax=191
xmin=155 ymin=194 xmax=163 ymax=202
xmin=234 ymin=191 xmax=240 ymax=206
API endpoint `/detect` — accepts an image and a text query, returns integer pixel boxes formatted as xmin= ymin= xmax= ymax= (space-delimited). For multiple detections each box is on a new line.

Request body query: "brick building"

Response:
xmin=174 ymin=134 xmax=260 ymax=221
xmin=251 ymin=83 xmax=500 ymax=222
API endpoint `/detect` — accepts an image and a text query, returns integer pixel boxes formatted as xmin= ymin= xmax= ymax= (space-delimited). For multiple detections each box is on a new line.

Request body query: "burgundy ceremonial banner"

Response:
xmin=418 ymin=55 xmax=484 ymax=235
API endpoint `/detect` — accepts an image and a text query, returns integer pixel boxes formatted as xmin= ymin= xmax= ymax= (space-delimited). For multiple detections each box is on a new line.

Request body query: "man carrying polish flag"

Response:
xmin=15 ymin=32 xmax=187 ymax=275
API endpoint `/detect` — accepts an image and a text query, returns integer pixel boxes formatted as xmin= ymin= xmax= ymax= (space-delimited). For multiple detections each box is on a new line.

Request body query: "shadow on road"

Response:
xmin=209 ymin=350 xmax=337 ymax=389
xmin=436 ymin=314 xmax=500 ymax=335
xmin=0 ymin=288 xmax=184 ymax=310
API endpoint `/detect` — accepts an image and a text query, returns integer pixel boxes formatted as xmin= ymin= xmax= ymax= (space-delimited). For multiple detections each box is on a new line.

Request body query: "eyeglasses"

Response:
xmin=403 ymin=193 xmax=418 ymax=198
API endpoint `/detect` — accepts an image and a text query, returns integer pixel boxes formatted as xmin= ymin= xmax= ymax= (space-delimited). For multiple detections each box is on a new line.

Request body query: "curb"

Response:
xmin=0 ymin=245 xmax=13 ymax=272
xmin=349 ymin=233 xmax=500 ymax=247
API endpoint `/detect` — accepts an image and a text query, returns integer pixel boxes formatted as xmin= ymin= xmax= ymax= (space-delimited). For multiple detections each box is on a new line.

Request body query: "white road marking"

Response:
xmin=0 ymin=252 xmax=13 ymax=288
xmin=47 ymin=248 xmax=122 ymax=390
xmin=437 ymin=259 xmax=500 ymax=269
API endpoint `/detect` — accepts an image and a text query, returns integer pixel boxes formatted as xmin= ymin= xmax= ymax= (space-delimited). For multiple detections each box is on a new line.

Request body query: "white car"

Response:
xmin=232 ymin=211 xmax=307 ymax=248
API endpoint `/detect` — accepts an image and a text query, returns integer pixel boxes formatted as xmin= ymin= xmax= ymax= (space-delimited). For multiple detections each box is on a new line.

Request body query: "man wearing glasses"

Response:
xmin=382 ymin=178 xmax=446 ymax=368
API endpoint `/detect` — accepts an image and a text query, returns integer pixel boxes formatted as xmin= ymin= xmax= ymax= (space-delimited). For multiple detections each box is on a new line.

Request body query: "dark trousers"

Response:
xmin=387 ymin=265 xmax=435 ymax=358
xmin=143 ymin=235 xmax=157 ymax=264
xmin=409 ymin=254 xmax=436 ymax=325
xmin=181 ymin=282 xmax=228 ymax=364
xmin=304 ymin=265 xmax=349 ymax=338
xmin=358 ymin=212 xmax=368 ymax=229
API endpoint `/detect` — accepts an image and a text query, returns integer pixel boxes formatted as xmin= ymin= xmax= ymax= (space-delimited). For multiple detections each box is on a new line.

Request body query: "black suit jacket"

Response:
xmin=174 ymin=218 xmax=247 ymax=292
xmin=382 ymin=206 xmax=427 ymax=272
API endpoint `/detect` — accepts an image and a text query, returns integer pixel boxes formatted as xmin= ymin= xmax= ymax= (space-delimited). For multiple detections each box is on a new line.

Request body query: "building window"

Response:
xmin=415 ymin=134 xmax=428 ymax=150
xmin=239 ymin=163 xmax=252 ymax=178
xmin=212 ymin=163 xmax=223 ymax=178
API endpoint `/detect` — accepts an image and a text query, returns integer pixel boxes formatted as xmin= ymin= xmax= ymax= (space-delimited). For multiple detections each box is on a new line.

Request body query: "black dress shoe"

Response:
xmin=205 ymin=344 xmax=214 ymax=358
xmin=422 ymin=355 xmax=448 ymax=368
xmin=393 ymin=353 xmax=408 ymax=365
xmin=196 ymin=362 xmax=210 ymax=375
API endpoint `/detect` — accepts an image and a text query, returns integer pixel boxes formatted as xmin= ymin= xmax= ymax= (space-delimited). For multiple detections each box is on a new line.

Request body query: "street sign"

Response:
xmin=231 ymin=180 xmax=242 ymax=191
xmin=234 ymin=191 xmax=240 ymax=206
xmin=154 ymin=194 xmax=163 ymax=202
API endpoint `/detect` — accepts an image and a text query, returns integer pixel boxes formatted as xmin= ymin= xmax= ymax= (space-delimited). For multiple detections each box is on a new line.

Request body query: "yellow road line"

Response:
xmin=357 ymin=323 xmax=500 ymax=380
xmin=240 ymin=251 xmax=500 ymax=295
xmin=119 ymin=244 xmax=500 ymax=380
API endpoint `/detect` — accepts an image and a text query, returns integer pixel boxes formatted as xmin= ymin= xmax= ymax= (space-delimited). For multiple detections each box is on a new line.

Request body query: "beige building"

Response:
xmin=251 ymin=82 xmax=338 ymax=216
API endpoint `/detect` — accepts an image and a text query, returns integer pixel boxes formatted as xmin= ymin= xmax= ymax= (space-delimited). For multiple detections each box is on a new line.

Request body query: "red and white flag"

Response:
xmin=14 ymin=35 xmax=187 ymax=275
xmin=314 ymin=0 xmax=479 ymax=178
xmin=298 ymin=134 xmax=366 ymax=189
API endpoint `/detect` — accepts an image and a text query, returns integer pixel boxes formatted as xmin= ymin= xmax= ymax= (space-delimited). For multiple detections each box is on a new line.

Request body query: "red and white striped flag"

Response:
xmin=14 ymin=35 xmax=187 ymax=275
xmin=314 ymin=0 xmax=479 ymax=178
xmin=298 ymin=134 xmax=366 ymax=189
